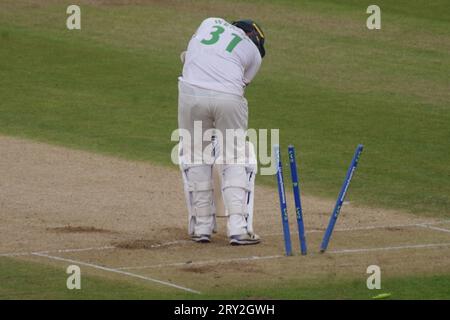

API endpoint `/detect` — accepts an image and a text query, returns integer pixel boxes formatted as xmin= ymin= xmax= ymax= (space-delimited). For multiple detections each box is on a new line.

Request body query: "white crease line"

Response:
xmin=0 ymin=239 xmax=191 ymax=258
xmin=144 ymin=240 xmax=190 ymax=248
xmin=0 ymin=252 xmax=30 ymax=257
xmin=417 ymin=224 xmax=450 ymax=234
xmin=329 ymin=242 xmax=450 ymax=254
xmin=117 ymin=255 xmax=283 ymax=270
xmin=32 ymin=252 xmax=201 ymax=295
xmin=0 ymin=246 xmax=115 ymax=258
xmin=3 ymin=220 xmax=449 ymax=257
xmin=433 ymin=219 xmax=450 ymax=225
xmin=114 ymin=240 xmax=191 ymax=249
xmin=262 ymin=219 xmax=450 ymax=237
xmin=117 ymin=242 xmax=450 ymax=270
xmin=37 ymin=246 xmax=116 ymax=254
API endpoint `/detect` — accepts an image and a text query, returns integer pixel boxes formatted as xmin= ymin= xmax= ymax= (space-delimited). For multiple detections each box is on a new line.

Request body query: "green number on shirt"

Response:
xmin=201 ymin=25 xmax=225 ymax=45
xmin=226 ymin=33 xmax=243 ymax=52
xmin=200 ymin=26 xmax=243 ymax=53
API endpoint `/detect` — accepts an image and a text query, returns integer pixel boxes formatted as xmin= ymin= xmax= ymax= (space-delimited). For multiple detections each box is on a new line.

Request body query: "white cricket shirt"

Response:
xmin=179 ymin=17 xmax=262 ymax=97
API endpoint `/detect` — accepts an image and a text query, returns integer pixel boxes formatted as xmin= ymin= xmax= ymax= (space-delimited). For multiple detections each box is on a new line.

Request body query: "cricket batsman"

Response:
xmin=178 ymin=18 xmax=265 ymax=245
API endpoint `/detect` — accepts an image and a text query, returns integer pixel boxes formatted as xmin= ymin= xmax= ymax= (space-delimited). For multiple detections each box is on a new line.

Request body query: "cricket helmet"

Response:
xmin=232 ymin=19 xmax=266 ymax=58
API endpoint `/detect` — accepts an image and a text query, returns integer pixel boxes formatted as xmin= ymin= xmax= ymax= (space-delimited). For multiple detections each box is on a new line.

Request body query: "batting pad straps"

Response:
xmin=222 ymin=178 xmax=250 ymax=217
xmin=222 ymin=179 xmax=251 ymax=192
xmin=194 ymin=205 xmax=214 ymax=217
xmin=228 ymin=205 xmax=248 ymax=217
xmin=187 ymin=181 xmax=213 ymax=192
xmin=187 ymin=180 xmax=215 ymax=217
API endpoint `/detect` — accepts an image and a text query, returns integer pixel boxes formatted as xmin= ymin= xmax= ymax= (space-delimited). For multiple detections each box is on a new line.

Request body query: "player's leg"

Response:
xmin=213 ymin=95 xmax=260 ymax=245
xmin=178 ymin=81 xmax=216 ymax=242
xmin=181 ymin=164 xmax=215 ymax=241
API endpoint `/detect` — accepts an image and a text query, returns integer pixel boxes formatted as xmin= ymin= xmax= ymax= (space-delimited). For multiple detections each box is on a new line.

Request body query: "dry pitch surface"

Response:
xmin=1 ymin=136 xmax=450 ymax=295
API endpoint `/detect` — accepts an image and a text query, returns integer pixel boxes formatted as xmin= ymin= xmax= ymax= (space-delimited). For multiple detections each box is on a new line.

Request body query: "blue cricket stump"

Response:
xmin=288 ymin=145 xmax=307 ymax=255
xmin=274 ymin=144 xmax=293 ymax=256
xmin=320 ymin=144 xmax=364 ymax=253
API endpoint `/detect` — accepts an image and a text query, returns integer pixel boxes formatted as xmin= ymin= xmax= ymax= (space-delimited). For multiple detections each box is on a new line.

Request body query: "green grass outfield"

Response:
xmin=1 ymin=257 xmax=449 ymax=299
xmin=0 ymin=0 xmax=449 ymax=299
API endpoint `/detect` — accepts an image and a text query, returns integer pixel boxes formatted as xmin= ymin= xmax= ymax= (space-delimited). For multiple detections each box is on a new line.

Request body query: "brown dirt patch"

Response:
xmin=181 ymin=265 xmax=216 ymax=274
xmin=47 ymin=225 xmax=115 ymax=234
xmin=385 ymin=227 xmax=404 ymax=232
xmin=181 ymin=262 xmax=265 ymax=275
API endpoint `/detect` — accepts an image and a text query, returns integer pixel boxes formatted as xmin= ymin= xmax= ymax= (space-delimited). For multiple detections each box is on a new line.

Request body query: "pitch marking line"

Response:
xmin=117 ymin=242 xmax=450 ymax=270
xmin=2 ymin=220 xmax=449 ymax=257
xmin=31 ymin=252 xmax=201 ymax=295
xmin=117 ymin=255 xmax=283 ymax=270
xmin=416 ymin=224 xmax=450 ymax=234
xmin=262 ymin=219 xmax=450 ymax=237
xmin=0 ymin=246 xmax=115 ymax=257
xmin=143 ymin=240 xmax=191 ymax=248
xmin=329 ymin=242 xmax=450 ymax=254
xmin=0 ymin=240 xmax=190 ymax=257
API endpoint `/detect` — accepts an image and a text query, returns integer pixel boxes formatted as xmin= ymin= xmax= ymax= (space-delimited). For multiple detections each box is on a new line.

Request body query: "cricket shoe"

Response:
xmin=229 ymin=233 xmax=261 ymax=246
xmin=191 ymin=234 xmax=211 ymax=243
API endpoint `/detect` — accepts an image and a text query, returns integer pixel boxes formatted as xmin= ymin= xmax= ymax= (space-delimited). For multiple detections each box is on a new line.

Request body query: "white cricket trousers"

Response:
xmin=178 ymin=80 xmax=249 ymax=237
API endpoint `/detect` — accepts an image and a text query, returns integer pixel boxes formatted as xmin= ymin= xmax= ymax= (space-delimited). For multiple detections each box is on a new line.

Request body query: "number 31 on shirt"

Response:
xmin=201 ymin=25 xmax=243 ymax=53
